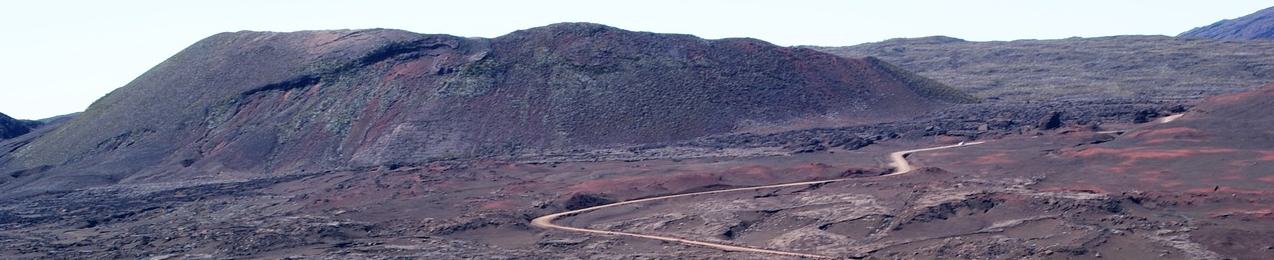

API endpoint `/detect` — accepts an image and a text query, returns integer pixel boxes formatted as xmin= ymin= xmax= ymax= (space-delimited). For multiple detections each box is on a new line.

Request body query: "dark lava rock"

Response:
xmin=537 ymin=238 xmax=587 ymax=247
xmin=987 ymin=119 xmax=1015 ymax=130
xmin=828 ymin=135 xmax=874 ymax=150
xmin=562 ymin=193 xmax=614 ymax=210
xmin=904 ymin=193 xmax=1001 ymax=223
xmin=911 ymin=167 xmax=954 ymax=176
xmin=978 ymin=119 xmax=1016 ymax=132
xmin=922 ymin=125 xmax=948 ymax=136
xmin=1079 ymin=133 xmax=1117 ymax=146
xmin=840 ymin=168 xmax=887 ymax=177
xmin=1037 ymin=112 xmax=1063 ymax=130
xmin=1133 ymin=109 xmax=1158 ymax=123
xmin=785 ymin=139 xmax=827 ymax=154
xmin=1180 ymin=6 xmax=1274 ymax=40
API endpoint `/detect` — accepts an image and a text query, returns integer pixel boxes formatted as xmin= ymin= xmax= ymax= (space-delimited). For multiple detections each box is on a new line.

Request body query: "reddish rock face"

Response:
xmin=0 ymin=23 xmax=972 ymax=195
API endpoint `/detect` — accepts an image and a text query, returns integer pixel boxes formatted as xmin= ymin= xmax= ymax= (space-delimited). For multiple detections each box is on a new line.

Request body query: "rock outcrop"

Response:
xmin=1037 ymin=111 xmax=1063 ymax=130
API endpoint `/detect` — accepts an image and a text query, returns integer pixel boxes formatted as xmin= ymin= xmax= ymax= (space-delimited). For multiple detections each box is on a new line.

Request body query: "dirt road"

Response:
xmin=1156 ymin=113 xmax=1183 ymax=123
xmin=530 ymin=141 xmax=984 ymax=258
xmin=1097 ymin=113 xmax=1184 ymax=135
xmin=887 ymin=141 xmax=986 ymax=175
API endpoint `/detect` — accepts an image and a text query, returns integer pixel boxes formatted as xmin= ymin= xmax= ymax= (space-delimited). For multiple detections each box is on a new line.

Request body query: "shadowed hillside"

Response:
xmin=0 ymin=113 xmax=39 ymax=140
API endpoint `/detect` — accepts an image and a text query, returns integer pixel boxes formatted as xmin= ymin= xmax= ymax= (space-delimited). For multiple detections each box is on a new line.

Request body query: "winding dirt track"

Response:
xmin=1097 ymin=113 xmax=1183 ymax=135
xmin=530 ymin=141 xmax=984 ymax=258
xmin=887 ymin=141 xmax=985 ymax=176
xmin=1156 ymin=114 xmax=1183 ymax=123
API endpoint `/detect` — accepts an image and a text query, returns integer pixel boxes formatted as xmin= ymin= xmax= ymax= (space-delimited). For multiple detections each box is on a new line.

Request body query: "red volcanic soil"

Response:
xmin=1033 ymin=84 xmax=1274 ymax=192
xmin=971 ymin=152 xmax=1014 ymax=165
xmin=1127 ymin=127 xmax=1206 ymax=144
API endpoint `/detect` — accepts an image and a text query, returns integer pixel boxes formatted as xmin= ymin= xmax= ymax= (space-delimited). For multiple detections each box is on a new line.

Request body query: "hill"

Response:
xmin=0 ymin=113 xmax=38 ymax=140
xmin=1180 ymin=6 xmax=1274 ymax=40
xmin=0 ymin=23 xmax=971 ymax=195
xmin=814 ymin=35 xmax=1274 ymax=101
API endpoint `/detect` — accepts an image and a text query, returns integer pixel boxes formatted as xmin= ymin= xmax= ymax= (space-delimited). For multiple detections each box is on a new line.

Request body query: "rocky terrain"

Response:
xmin=1180 ymin=6 xmax=1274 ymax=40
xmin=0 ymin=93 xmax=1201 ymax=259
xmin=903 ymin=84 xmax=1274 ymax=259
xmin=543 ymin=84 xmax=1274 ymax=259
xmin=2 ymin=20 xmax=1274 ymax=259
xmin=814 ymin=36 xmax=1274 ymax=101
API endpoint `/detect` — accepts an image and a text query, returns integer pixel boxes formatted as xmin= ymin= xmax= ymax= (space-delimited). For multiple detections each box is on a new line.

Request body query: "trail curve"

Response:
xmin=531 ymin=141 xmax=984 ymax=258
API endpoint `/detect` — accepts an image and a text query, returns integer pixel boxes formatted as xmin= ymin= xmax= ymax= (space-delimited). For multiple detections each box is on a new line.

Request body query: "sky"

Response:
xmin=0 ymin=0 xmax=1270 ymax=119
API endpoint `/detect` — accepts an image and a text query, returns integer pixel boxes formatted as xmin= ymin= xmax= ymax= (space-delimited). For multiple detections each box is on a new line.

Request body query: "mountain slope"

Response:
xmin=815 ymin=35 xmax=1274 ymax=101
xmin=0 ymin=112 xmax=36 ymax=140
xmin=0 ymin=23 xmax=970 ymax=195
xmin=1180 ymin=6 xmax=1274 ymax=40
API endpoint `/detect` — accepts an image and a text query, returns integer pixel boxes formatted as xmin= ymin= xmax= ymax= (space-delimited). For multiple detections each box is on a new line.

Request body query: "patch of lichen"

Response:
xmin=436 ymin=57 xmax=500 ymax=97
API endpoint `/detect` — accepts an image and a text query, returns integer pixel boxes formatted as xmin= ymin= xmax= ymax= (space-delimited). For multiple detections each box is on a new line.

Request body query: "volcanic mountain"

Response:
xmin=1180 ymin=6 xmax=1274 ymax=40
xmin=0 ymin=23 xmax=972 ymax=195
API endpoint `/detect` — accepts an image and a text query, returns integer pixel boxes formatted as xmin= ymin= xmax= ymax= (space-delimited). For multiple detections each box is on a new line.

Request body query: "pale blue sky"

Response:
xmin=1 ymin=0 xmax=1269 ymax=119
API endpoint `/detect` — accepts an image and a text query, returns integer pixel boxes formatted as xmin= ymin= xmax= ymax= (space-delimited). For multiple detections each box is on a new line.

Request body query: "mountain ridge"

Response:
xmin=815 ymin=35 xmax=1274 ymax=101
xmin=1180 ymin=6 xmax=1274 ymax=40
